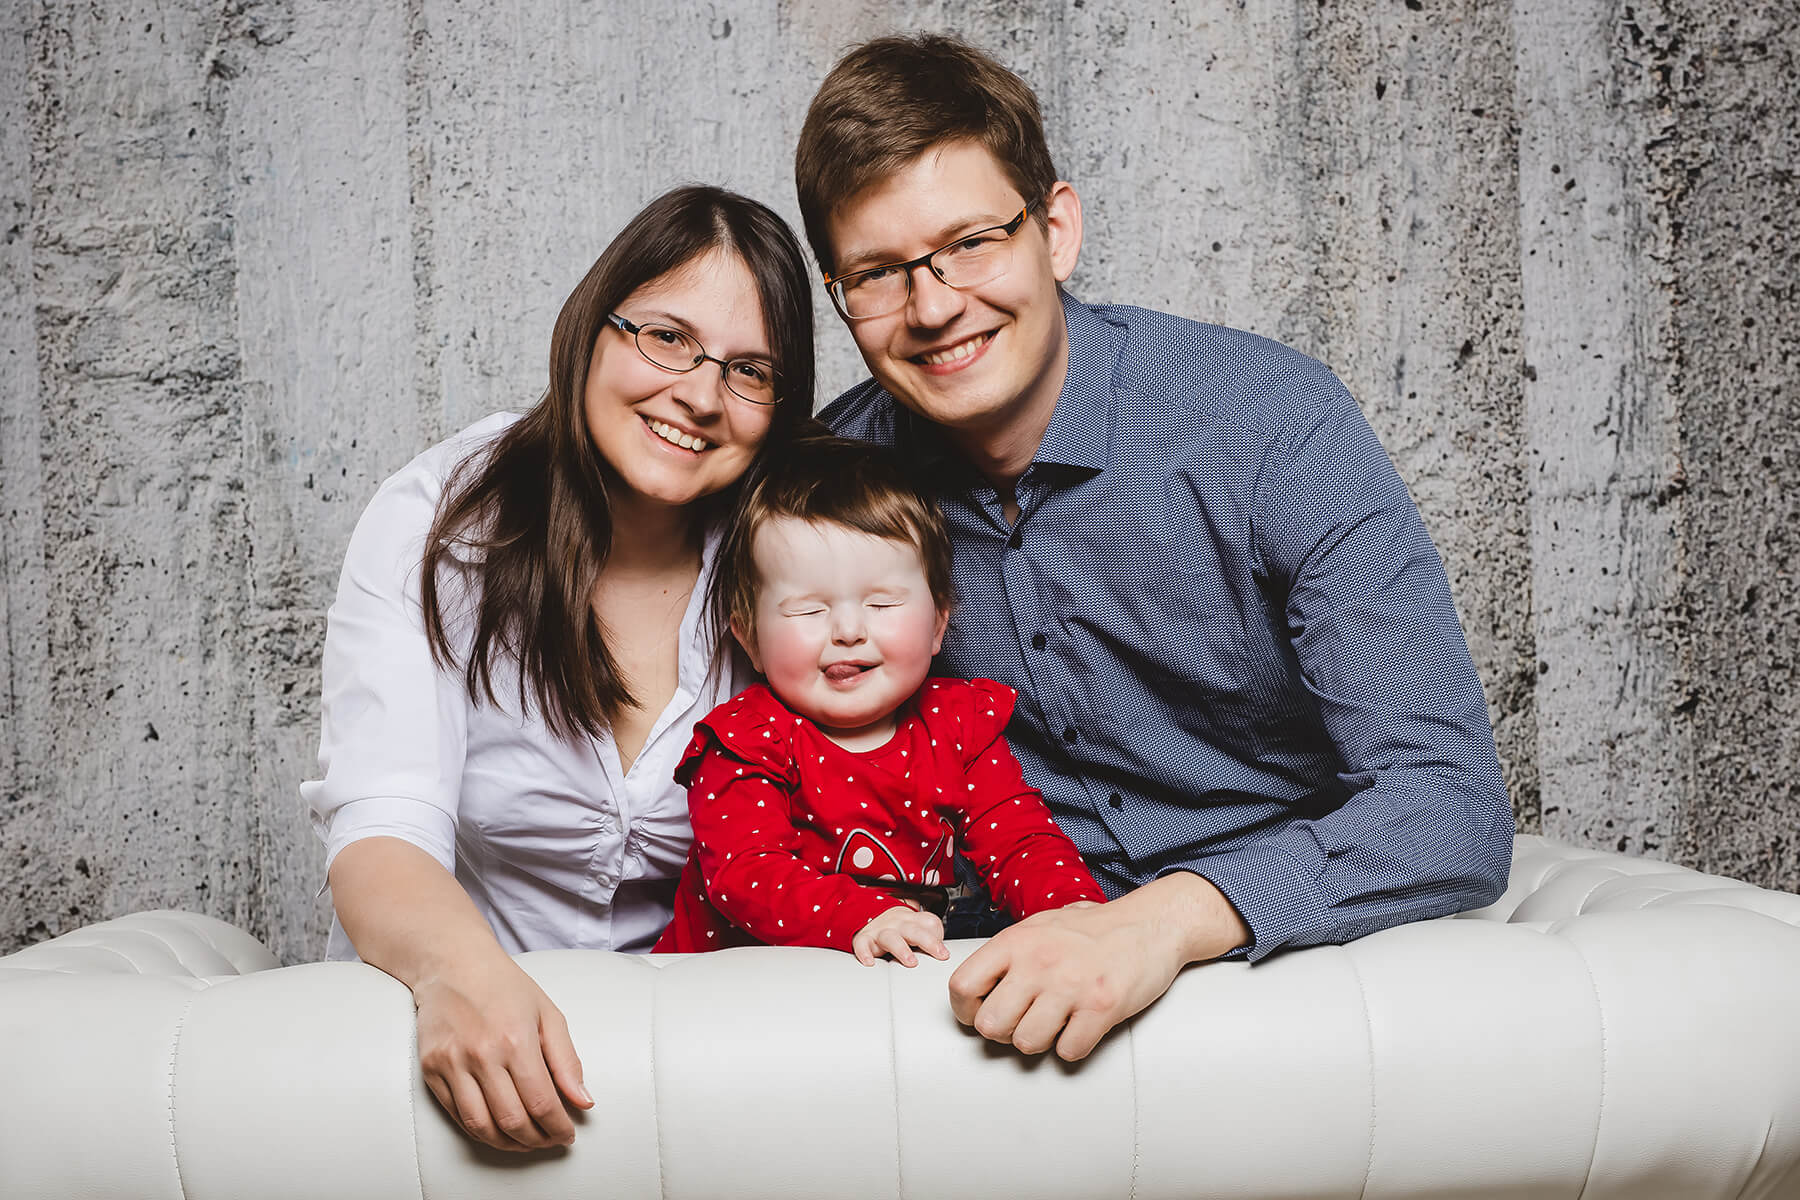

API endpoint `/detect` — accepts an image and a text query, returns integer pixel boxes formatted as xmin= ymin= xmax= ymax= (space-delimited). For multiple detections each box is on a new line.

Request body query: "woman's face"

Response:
xmin=584 ymin=249 xmax=778 ymax=514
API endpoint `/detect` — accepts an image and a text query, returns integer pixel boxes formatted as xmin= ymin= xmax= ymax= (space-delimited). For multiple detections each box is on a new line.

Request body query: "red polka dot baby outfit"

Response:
xmin=652 ymin=678 xmax=1105 ymax=953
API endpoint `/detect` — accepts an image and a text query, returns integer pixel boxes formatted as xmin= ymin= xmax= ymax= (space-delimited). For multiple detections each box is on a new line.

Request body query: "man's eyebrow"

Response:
xmin=837 ymin=211 xmax=1016 ymax=272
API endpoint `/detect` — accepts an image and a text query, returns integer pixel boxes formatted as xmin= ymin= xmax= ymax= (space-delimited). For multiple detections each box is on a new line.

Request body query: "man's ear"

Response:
xmin=930 ymin=607 xmax=950 ymax=657
xmin=1043 ymin=180 xmax=1084 ymax=284
xmin=731 ymin=616 xmax=763 ymax=674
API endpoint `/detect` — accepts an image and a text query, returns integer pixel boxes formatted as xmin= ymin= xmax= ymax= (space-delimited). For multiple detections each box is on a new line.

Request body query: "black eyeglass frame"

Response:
xmin=822 ymin=201 xmax=1037 ymax=321
xmin=604 ymin=312 xmax=783 ymax=406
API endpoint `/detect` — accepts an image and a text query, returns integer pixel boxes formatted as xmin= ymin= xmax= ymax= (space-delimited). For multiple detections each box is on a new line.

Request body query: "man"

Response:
xmin=800 ymin=34 xmax=1514 ymax=1061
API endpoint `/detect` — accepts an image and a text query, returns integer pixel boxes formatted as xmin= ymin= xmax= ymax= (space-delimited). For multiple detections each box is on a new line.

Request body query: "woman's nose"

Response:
xmin=670 ymin=364 xmax=729 ymax=419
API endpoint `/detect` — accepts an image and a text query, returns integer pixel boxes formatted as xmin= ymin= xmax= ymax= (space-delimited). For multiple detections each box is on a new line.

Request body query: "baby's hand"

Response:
xmin=852 ymin=905 xmax=950 ymax=967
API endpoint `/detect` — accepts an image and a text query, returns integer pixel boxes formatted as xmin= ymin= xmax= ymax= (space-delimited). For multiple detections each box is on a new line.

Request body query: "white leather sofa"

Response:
xmin=4 ymin=834 xmax=1799 ymax=1199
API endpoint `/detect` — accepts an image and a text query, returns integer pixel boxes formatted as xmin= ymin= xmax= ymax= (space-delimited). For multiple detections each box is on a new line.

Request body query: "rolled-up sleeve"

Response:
xmin=1185 ymin=381 xmax=1514 ymax=961
xmin=301 ymin=458 xmax=470 ymax=880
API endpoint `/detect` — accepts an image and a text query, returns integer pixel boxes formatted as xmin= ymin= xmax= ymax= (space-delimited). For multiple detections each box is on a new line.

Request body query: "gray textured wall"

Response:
xmin=4 ymin=1 xmax=1796 ymax=963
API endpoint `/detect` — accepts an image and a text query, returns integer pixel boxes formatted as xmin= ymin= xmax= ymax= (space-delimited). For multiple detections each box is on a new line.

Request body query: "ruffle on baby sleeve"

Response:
xmin=673 ymin=683 xmax=800 ymax=790
xmin=914 ymin=677 xmax=1019 ymax=770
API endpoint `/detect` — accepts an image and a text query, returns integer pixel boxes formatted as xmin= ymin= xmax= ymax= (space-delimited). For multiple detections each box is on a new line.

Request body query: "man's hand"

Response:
xmin=947 ymin=873 xmax=1250 ymax=1061
xmin=852 ymin=905 xmax=951 ymax=967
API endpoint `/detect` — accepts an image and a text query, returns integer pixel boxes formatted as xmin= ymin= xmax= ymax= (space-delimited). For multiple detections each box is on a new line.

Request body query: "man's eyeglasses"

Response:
xmin=605 ymin=313 xmax=781 ymax=406
xmin=824 ymin=201 xmax=1036 ymax=321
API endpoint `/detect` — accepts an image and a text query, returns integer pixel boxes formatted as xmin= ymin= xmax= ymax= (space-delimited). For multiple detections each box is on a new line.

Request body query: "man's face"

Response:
xmin=824 ymin=141 xmax=1082 ymax=443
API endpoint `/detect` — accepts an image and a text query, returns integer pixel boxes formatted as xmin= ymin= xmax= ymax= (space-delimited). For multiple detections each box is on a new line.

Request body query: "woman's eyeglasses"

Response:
xmin=606 ymin=313 xmax=780 ymax=406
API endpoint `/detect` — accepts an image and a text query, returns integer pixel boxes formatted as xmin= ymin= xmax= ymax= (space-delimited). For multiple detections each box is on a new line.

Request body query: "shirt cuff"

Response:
xmin=1168 ymin=840 xmax=1333 ymax=963
xmin=318 ymin=795 xmax=457 ymax=896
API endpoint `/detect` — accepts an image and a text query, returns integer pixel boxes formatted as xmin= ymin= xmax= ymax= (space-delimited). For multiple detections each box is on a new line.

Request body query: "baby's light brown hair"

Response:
xmin=716 ymin=429 xmax=955 ymax=642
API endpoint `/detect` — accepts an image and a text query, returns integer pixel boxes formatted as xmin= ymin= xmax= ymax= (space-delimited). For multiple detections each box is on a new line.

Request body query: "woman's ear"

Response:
xmin=731 ymin=615 xmax=763 ymax=673
xmin=930 ymin=607 xmax=950 ymax=657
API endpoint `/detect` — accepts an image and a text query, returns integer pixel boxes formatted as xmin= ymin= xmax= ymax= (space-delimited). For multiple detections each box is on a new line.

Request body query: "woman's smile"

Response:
xmin=642 ymin=415 xmax=713 ymax=453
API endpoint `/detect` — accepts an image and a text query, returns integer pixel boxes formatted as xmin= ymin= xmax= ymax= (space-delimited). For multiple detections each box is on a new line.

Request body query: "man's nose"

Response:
xmin=905 ymin=263 xmax=966 ymax=329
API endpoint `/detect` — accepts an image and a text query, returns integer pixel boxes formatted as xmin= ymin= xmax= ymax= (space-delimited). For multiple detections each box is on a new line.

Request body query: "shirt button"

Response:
xmin=1031 ymin=632 xmax=1047 ymax=651
xmin=1108 ymin=792 xmax=1124 ymax=809
xmin=1008 ymin=528 xmax=1023 ymax=549
xmin=1062 ymin=725 xmax=1079 ymax=744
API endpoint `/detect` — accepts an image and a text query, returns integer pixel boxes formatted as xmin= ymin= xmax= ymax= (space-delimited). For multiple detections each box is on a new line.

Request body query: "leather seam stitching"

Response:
xmin=1346 ymin=950 xmax=1376 ymax=1200
xmin=652 ymin=964 xmax=668 ymax=1200
xmin=166 ymin=991 xmax=199 ymax=1200
xmin=1127 ymin=1010 xmax=1141 ymax=1200
xmin=1568 ymin=938 xmax=1608 ymax=1200
xmin=406 ymin=1002 xmax=426 ymax=1200
xmin=889 ymin=965 xmax=907 ymax=1200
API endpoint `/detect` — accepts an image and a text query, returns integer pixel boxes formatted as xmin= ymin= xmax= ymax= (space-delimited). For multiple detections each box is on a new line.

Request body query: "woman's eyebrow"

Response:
xmin=636 ymin=309 xmax=772 ymax=360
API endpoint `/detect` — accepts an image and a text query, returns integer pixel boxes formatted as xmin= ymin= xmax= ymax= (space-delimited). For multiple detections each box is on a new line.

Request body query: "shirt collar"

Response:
xmin=889 ymin=290 xmax=1120 ymax=493
xmin=1032 ymin=291 xmax=1119 ymax=480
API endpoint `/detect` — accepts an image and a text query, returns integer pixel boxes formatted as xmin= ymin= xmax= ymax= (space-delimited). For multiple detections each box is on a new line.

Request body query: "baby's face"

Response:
xmin=735 ymin=517 xmax=948 ymax=749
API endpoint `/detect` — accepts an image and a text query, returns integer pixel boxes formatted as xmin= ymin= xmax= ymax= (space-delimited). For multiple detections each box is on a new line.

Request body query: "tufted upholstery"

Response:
xmin=3 ymin=835 xmax=1799 ymax=1199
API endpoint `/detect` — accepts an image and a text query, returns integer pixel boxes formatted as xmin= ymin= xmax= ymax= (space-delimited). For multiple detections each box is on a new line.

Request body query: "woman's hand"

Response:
xmin=328 ymin=837 xmax=595 ymax=1152
xmin=413 ymin=956 xmax=594 ymax=1152
xmin=852 ymin=905 xmax=951 ymax=967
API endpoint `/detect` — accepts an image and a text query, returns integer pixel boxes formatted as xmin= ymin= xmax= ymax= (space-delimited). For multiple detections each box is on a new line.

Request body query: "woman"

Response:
xmin=301 ymin=186 xmax=813 ymax=1152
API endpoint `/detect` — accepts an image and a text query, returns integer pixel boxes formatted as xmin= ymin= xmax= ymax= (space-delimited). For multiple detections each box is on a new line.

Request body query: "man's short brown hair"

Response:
xmin=794 ymin=32 xmax=1058 ymax=273
xmin=718 ymin=430 xmax=956 ymax=641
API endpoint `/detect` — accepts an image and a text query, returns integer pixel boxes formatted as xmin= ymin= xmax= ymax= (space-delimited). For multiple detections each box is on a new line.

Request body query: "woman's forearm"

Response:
xmin=328 ymin=836 xmax=511 ymax=988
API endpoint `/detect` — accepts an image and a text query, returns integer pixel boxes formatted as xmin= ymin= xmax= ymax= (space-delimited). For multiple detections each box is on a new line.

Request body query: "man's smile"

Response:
xmin=911 ymin=330 xmax=996 ymax=372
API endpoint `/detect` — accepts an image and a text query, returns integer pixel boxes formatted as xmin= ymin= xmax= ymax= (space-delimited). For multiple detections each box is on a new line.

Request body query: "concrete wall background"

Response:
xmin=3 ymin=1 xmax=1795 ymax=963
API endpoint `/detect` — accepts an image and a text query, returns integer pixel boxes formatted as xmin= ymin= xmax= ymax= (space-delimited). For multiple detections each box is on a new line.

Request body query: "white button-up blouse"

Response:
xmin=302 ymin=413 xmax=740 ymax=959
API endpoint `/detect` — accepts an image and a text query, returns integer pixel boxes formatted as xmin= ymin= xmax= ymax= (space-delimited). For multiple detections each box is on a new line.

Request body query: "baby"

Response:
xmin=654 ymin=435 xmax=1104 ymax=965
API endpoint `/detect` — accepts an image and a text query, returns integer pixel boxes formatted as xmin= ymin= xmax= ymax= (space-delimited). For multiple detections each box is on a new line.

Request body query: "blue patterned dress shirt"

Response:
xmin=822 ymin=292 xmax=1514 ymax=961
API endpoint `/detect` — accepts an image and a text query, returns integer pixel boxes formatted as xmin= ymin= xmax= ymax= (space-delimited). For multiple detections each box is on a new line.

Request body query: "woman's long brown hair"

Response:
xmin=420 ymin=186 xmax=814 ymax=741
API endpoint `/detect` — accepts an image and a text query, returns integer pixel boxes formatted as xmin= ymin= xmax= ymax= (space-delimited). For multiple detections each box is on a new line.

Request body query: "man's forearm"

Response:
xmin=1176 ymin=774 xmax=1514 ymax=962
xmin=1107 ymin=870 xmax=1252 ymax=965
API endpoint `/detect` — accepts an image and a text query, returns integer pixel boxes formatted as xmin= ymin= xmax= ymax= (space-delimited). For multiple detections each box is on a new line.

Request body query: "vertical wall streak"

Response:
xmin=1 ymin=1 xmax=52 ymax=943
xmin=222 ymin=0 xmax=419 ymax=960
xmin=13 ymin=0 xmax=256 ymax=953
xmin=405 ymin=0 xmax=442 ymax=445
xmin=1515 ymin=0 xmax=1693 ymax=859
xmin=1668 ymin=0 xmax=1800 ymax=889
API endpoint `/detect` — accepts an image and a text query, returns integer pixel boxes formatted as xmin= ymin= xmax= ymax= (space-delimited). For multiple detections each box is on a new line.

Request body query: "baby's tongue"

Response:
xmin=824 ymin=663 xmax=866 ymax=683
